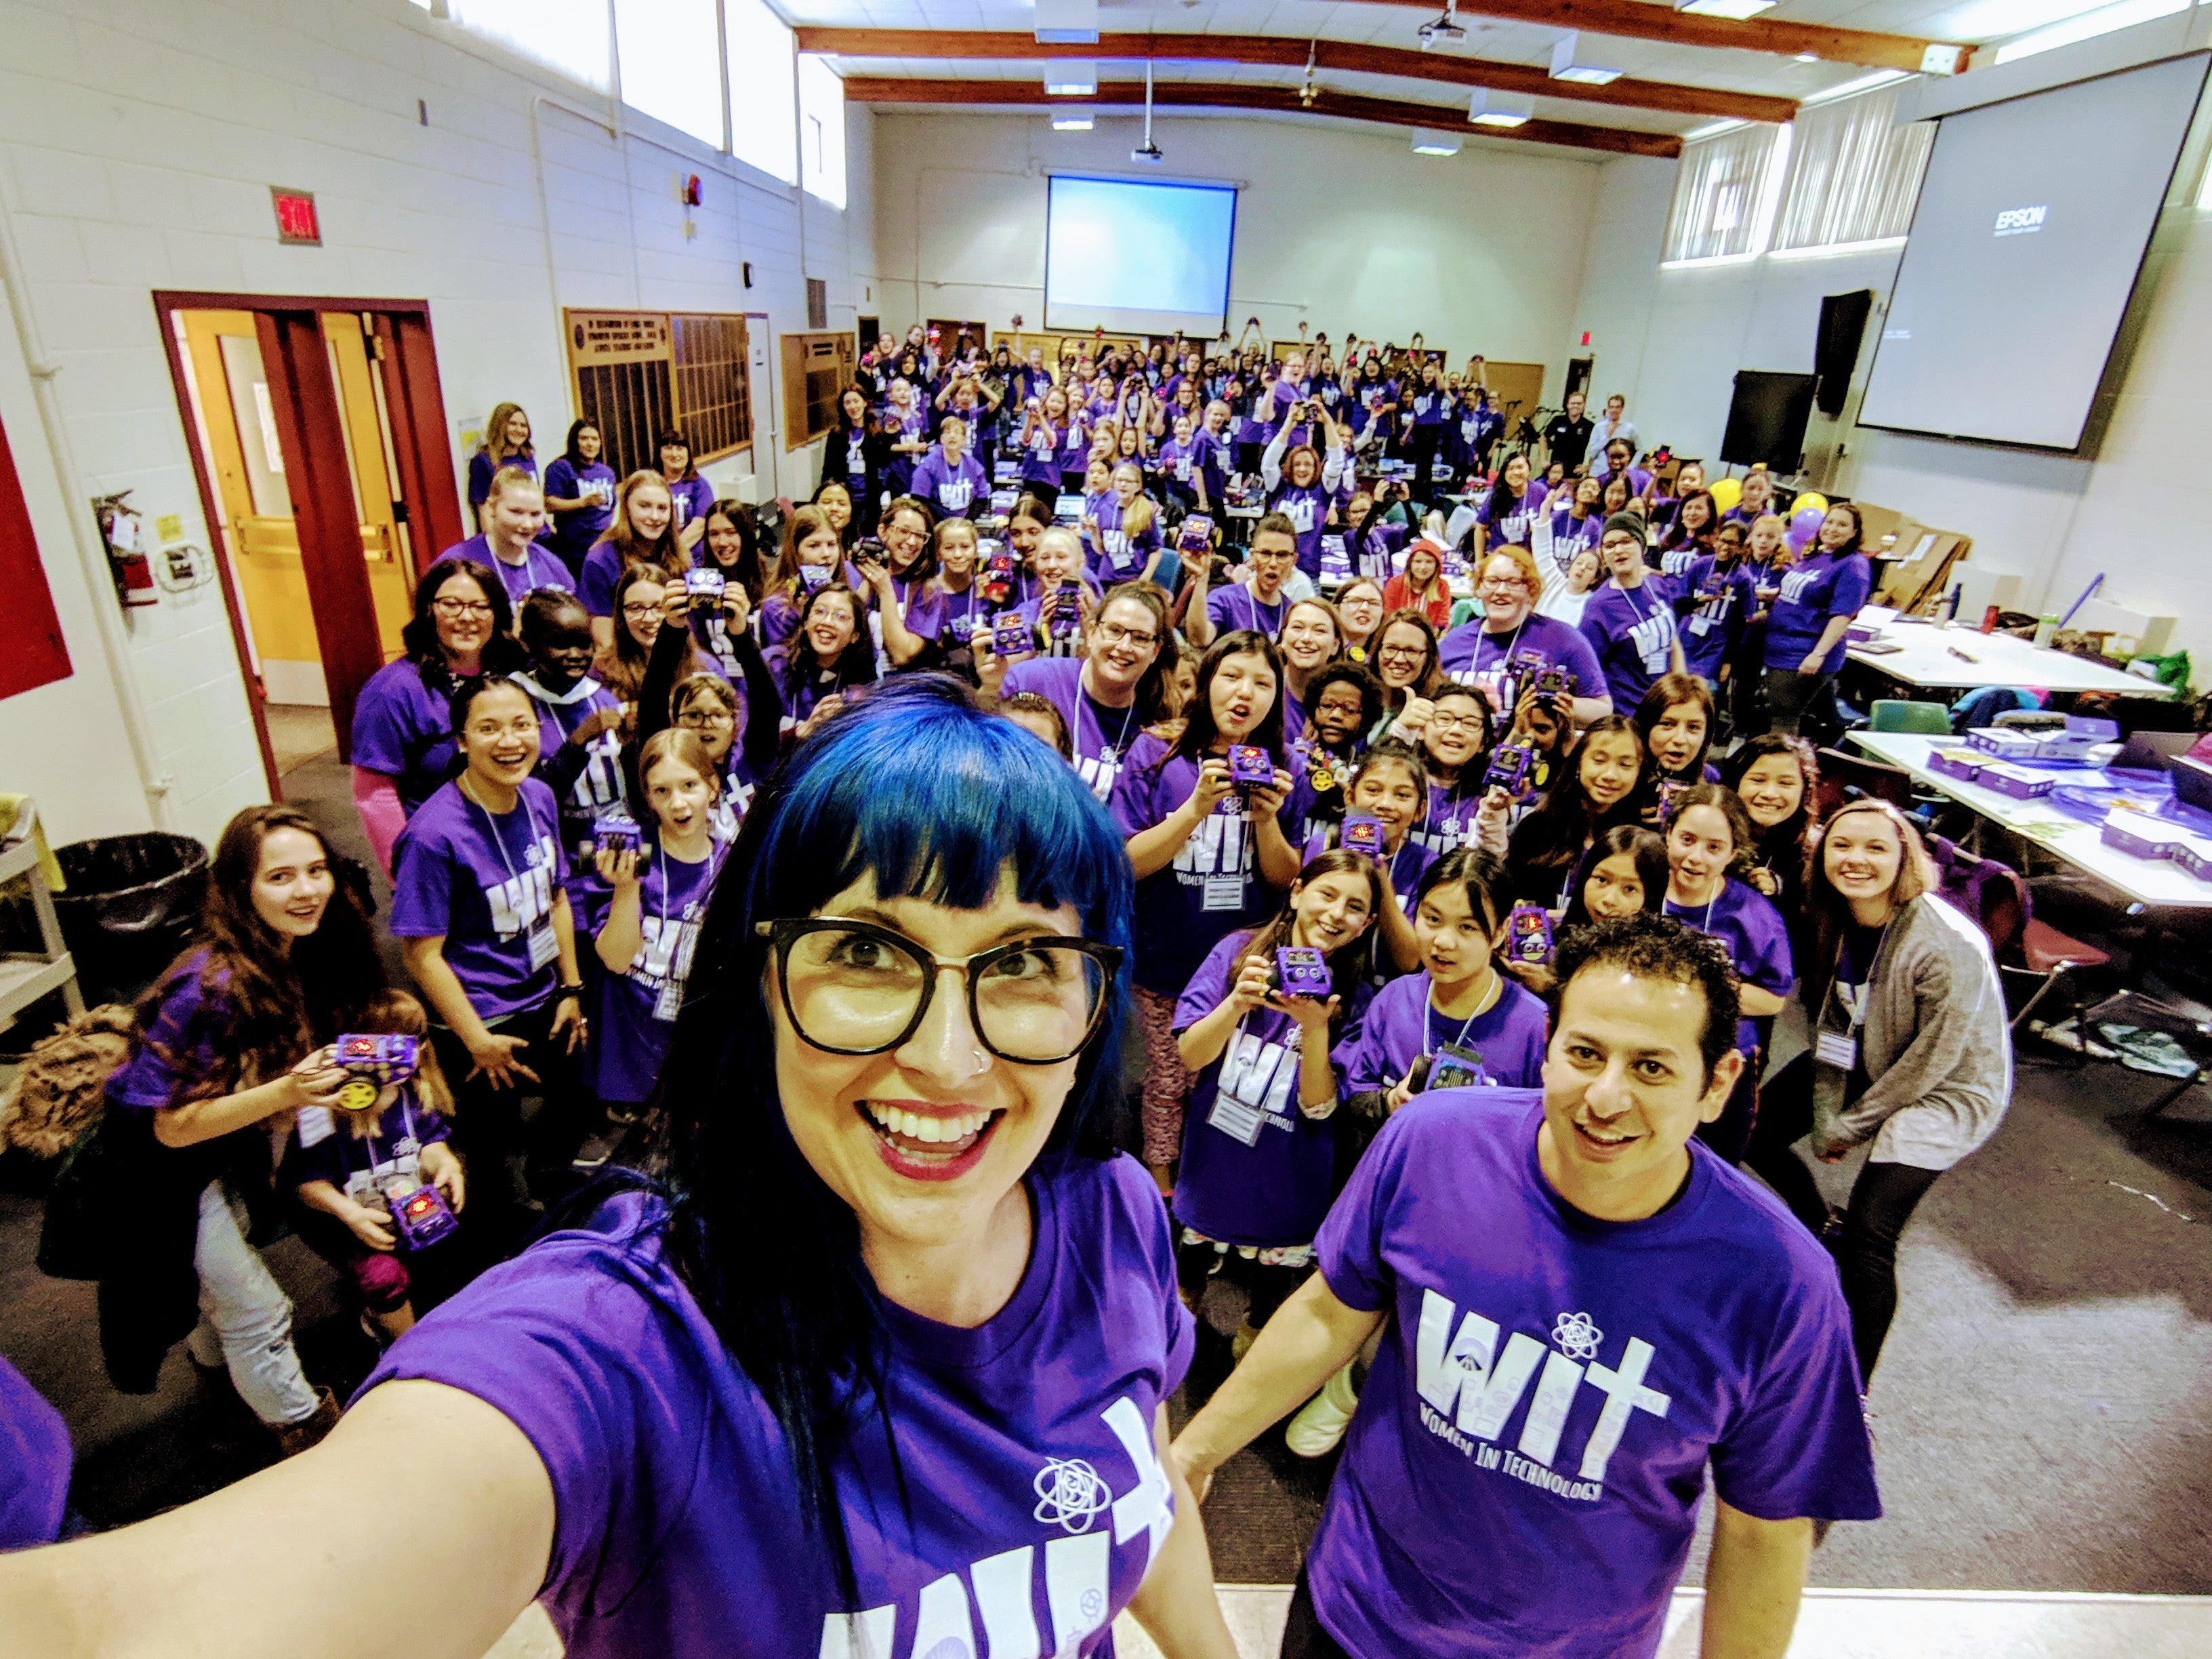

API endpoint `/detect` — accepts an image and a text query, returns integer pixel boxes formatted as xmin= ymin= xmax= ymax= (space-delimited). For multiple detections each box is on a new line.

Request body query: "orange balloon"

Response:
xmin=1708 ymin=476 xmax=1742 ymax=514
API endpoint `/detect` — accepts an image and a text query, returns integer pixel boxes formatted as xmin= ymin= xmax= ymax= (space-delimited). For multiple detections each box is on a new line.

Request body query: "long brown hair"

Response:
xmin=136 ymin=806 xmax=385 ymax=1103
xmin=1805 ymin=798 xmax=1939 ymax=989
xmin=596 ymin=470 xmax=680 ymax=573
xmin=1229 ymin=848 xmax=1382 ymax=1044
xmin=770 ymin=504 xmax=844 ymax=596
xmin=600 ymin=563 xmax=699 ymax=714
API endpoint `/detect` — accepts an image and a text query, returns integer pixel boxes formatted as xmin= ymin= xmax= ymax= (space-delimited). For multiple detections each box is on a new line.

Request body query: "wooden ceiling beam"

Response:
xmin=840 ymin=76 xmax=1685 ymax=159
xmin=796 ymin=28 xmax=1794 ymax=122
xmin=1326 ymin=0 xmax=1955 ymax=73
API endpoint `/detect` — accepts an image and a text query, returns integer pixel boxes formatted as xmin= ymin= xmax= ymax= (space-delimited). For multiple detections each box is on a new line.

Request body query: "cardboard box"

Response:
xmin=1929 ymin=748 xmax=1986 ymax=783
xmin=2103 ymin=808 xmax=2187 ymax=861
xmin=1976 ymin=761 xmax=2055 ymax=800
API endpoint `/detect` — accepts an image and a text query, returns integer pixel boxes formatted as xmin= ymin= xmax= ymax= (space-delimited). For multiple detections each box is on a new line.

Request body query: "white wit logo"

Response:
xmin=1033 ymin=1457 xmax=1113 ymax=1534
xmin=1552 ymin=1311 xmax=1603 ymax=1361
xmin=1993 ymin=205 xmax=2047 ymax=237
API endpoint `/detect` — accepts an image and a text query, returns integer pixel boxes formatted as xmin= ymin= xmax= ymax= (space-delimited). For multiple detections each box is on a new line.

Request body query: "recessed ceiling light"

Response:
xmin=1677 ymin=0 xmax=1776 ymax=16
xmin=1051 ymin=113 xmax=1094 ymax=130
xmin=1794 ymin=52 xmax=1822 ymax=62
xmin=1413 ymin=130 xmax=1464 ymax=155
xmin=1469 ymin=89 xmax=1534 ymax=127
xmin=1550 ymin=33 xmax=1624 ymax=84
xmin=1043 ymin=60 xmax=1097 ymax=96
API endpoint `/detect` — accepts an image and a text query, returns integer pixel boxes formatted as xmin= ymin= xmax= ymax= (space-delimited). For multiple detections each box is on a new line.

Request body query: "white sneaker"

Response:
xmin=1284 ymin=1362 xmax=1361 ymax=1458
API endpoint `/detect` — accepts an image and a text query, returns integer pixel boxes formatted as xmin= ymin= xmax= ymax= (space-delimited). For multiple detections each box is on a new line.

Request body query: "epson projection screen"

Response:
xmin=1044 ymin=175 xmax=1237 ymax=336
xmin=1858 ymin=52 xmax=2208 ymax=451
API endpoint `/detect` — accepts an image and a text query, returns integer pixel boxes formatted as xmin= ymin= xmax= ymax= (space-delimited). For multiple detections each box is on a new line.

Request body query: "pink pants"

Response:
xmin=1134 ymin=985 xmax=1193 ymax=1168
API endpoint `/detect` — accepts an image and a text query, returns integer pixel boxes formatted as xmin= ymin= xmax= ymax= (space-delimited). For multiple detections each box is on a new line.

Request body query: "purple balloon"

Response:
xmin=1790 ymin=505 xmax=1826 ymax=540
xmin=1787 ymin=524 xmax=1819 ymax=555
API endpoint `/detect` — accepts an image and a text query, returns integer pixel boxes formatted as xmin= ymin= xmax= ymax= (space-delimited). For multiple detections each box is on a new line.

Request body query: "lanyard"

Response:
xmin=1426 ymin=969 xmax=1500 ymax=1054
xmin=1828 ymin=922 xmax=1890 ymax=1031
xmin=462 ymin=776 xmax=541 ymax=889
xmin=342 ymin=1093 xmax=424 ymax=1184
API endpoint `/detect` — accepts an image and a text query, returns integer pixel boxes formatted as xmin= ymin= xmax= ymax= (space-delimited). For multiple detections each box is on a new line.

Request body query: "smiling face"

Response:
xmin=1737 ymin=752 xmax=1805 ymax=828
xmin=940 ymin=419 xmax=967 ymax=462
xmin=660 ymin=441 xmax=690 ymax=477
xmin=1406 ymin=547 xmax=1440 ymax=588
xmin=1648 ymin=700 xmax=1706 ymax=775
xmin=937 ymin=523 xmax=978 ymax=581
xmin=1415 ymin=880 xmax=1496 ymax=994
xmin=1582 ymin=851 xmax=1647 ymax=920
xmin=645 ymin=754 xmax=715 ymax=840
xmin=431 ymin=571 xmax=495 ymax=660
xmin=1540 ymin=966 xmax=1738 ymax=1211
xmin=534 ymin=607 xmax=596 ymax=684
xmin=1032 ymin=533 xmax=1080 ymax=589
xmin=1819 ymin=506 xmax=1857 ymax=551
xmin=1601 ymin=529 xmax=1644 ymax=583
xmin=1822 ymin=806 xmax=1905 ymax=919
xmin=1279 ymin=602 xmax=1338 ymax=674
xmin=1425 ymin=689 xmax=1487 ymax=771
xmin=576 ymin=424 xmax=602 ymax=463
xmin=705 ymin=511 xmax=749 ymax=569
xmin=1085 ymin=595 xmax=1161 ymax=695
xmin=1350 ymin=758 xmax=1422 ymax=847
xmin=628 ymin=480 xmax=674 ymax=540
xmin=621 ymin=577 xmax=666 ymax=649
xmin=1477 ymin=555 xmax=1534 ymax=631
xmin=1210 ymin=649 xmax=1277 ymax=743
xmin=1574 ymin=476 xmax=1603 ymax=512
xmin=1374 ymin=621 xmax=1429 ymax=691
xmin=460 ymin=682 xmax=541 ymax=792
xmin=817 ymin=485 xmax=853 ymax=532
xmin=884 ymin=509 xmax=929 ymax=576
xmin=805 ymin=590 xmax=860 ymax=659
xmin=1740 ymin=472 xmax=1771 ymax=511
xmin=1502 ymin=455 xmax=1530 ymax=491
xmin=1292 ymin=869 xmax=1374 ymax=960
xmin=503 ymin=409 xmax=531 ymax=451
xmin=774 ymin=870 xmax=1085 ymax=1247
xmin=1666 ymin=803 xmax=1735 ymax=899
xmin=1580 ymin=729 xmax=1641 ymax=808
xmin=1289 ymin=449 xmax=1319 ymax=488
xmin=250 ymin=825 xmax=335 ymax=941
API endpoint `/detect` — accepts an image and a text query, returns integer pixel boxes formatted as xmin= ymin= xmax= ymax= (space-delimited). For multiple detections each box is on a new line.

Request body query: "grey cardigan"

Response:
xmin=1811 ymin=892 xmax=2013 ymax=1170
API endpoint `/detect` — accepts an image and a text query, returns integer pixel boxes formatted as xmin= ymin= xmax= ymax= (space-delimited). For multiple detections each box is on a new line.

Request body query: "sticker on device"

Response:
xmin=1993 ymin=205 xmax=2047 ymax=237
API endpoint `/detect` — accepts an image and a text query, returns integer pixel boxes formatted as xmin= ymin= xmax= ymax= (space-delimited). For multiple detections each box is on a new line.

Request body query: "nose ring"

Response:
xmin=972 ymin=1048 xmax=990 ymax=1077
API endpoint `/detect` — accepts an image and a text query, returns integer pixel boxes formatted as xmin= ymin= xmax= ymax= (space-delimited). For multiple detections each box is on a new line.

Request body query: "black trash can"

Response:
xmin=47 ymin=833 xmax=209 ymax=1007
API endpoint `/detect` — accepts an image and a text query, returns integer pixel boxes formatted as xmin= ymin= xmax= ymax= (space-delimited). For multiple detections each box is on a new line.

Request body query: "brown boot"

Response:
xmin=271 ymin=1387 xmax=341 ymax=1458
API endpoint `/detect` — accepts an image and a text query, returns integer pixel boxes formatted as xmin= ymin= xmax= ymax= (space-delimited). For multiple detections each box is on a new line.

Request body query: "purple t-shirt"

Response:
xmin=1082 ymin=494 xmax=1163 ymax=585
xmin=363 ymin=1164 xmax=1193 ymax=1659
xmin=469 ymin=448 xmax=535 ymax=508
xmin=1172 ymin=932 xmax=1346 ymax=1249
xmin=1765 ymin=550 xmax=1872 ymax=675
xmin=909 ymin=450 xmax=989 ymax=519
xmin=665 ymin=476 xmax=715 ymax=537
xmin=1300 ymin=829 xmax=1437 ymax=913
xmin=1578 ymin=580 xmax=1680 ymax=712
xmin=1336 ymin=970 xmax=1549 ymax=1096
xmin=1191 ymin=429 xmax=1230 ymax=504
xmin=390 ymin=778 xmax=569 ymax=1020
xmin=350 ymin=657 xmax=461 ymax=812
xmin=1308 ymin=1092 xmax=1881 ymax=1659
xmin=1110 ymin=734 xmax=1305 ymax=997
xmin=1206 ymin=582 xmax=1290 ymax=640
xmin=1437 ymin=615 xmax=1609 ymax=710
xmin=441 ymin=533 xmax=574 ymax=609
xmin=518 ymin=676 xmax=629 ymax=855
xmin=1411 ymin=781 xmax=1488 ymax=857
xmin=571 ymin=844 xmax=719 ymax=1105
xmin=577 ymin=541 xmax=646 ymax=619
xmin=1663 ymin=878 xmax=1793 ymax=1057
xmin=1021 ymin=419 xmax=1073 ymax=488
xmin=1676 ymin=556 xmax=1759 ymax=684
xmin=1000 ymin=658 xmax=1147 ymax=802
xmin=1479 ymin=483 xmax=1548 ymax=549
xmin=1268 ymin=476 xmax=1338 ymax=575
xmin=0 ymin=1353 xmax=69 ymax=1551
xmin=281 ymin=1088 xmax=452 ymax=1198
xmin=104 ymin=951 xmax=226 ymax=1111
xmin=542 ymin=458 xmax=619 ymax=565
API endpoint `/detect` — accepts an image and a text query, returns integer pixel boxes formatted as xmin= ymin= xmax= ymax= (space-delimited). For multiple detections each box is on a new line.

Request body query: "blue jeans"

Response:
xmin=183 ymin=1183 xmax=320 ymax=1427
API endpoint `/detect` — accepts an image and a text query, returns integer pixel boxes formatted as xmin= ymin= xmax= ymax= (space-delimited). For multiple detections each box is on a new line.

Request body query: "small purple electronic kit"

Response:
xmin=1046 ymin=591 xmax=1081 ymax=639
xmin=386 ymin=1179 xmax=459 ymax=1251
xmin=1275 ymin=946 xmax=1332 ymax=998
xmin=2102 ymin=809 xmax=2186 ymax=861
xmin=1228 ymin=745 xmax=1276 ymax=787
xmin=1966 ymin=727 xmax=2043 ymax=761
xmin=1975 ymin=761 xmax=2055 ymax=801
xmin=798 ymin=563 xmax=832 ymax=592
xmin=593 ymin=810 xmax=642 ymax=856
xmin=1340 ymin=814 xmax=1385 ymax=856
xmin=1483 ymin=743 xmax=1533 ymax=793
xmin=682 ymin=567 xmax=725 ymax=602
xmin=991 ymin=613 xmax=1033 ymax=659
xmin=982 ymin=543 xmax=1015 ymax=587
xmin=332 ymin=1033 xmax=419 ymax=1113
xmin=1929 ymin=749 xmax=1984 ymax=784
xmin=1178 ymin=514 xmax=1215 ymax=554
xmin=1506 ymin=903 xmax=1553 ymax=967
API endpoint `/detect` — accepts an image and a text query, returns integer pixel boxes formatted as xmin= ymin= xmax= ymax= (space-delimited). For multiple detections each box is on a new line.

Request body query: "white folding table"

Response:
xmin=1846 ymin=621 xmax=2177 ymax=699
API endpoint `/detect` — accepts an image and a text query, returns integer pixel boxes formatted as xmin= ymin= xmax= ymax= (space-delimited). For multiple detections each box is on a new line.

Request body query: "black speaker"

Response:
xmin=1814 ymin=289 xmax=1874 ymax=417
xmin=1720 ymin=371 xmax=1818 ymax=472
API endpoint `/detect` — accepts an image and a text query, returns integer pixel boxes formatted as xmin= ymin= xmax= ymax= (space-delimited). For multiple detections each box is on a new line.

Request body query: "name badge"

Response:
xmin=527 ymin=922 xmax=558 ymax=970
xmin=654 ymin=981 xmax=683 ymax=1023
xmin=1208 ymin=1094 xmax=1267 ymax=1145
xmin=1816 ymin=1029 xmax=1859 ymax=1071
xmin=1202 ymin=875 xmax=1246 ymax=912
xmin=1689 ymin=615 xmax=1711 ymax=636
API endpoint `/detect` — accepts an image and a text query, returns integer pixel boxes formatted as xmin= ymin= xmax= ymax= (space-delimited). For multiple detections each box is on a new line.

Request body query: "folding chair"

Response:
xmin=1868 ymin=699 xmax=1951 ymax=736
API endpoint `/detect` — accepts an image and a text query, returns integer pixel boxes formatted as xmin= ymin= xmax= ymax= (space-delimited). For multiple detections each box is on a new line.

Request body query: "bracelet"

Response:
xmin=558 ymin=982 xmax=585 ymax=994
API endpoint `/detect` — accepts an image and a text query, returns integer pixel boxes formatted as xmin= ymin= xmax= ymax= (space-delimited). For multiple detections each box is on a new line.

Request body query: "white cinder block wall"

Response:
xmin=0 ymin=0 xmax=876 ymax=849
xmin=871 ymin=112 xmax=1606 ymax=388
xmin=1568 ymin=147 xmax=2212 ymax=677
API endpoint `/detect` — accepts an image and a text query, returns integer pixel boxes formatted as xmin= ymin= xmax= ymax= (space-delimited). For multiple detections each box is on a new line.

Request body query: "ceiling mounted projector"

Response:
xmin=1132 ymin=140 xmax=1164 ymax=162
xmin=1131 ymin=62 xmax=1162 ymax=163
xmin=1418 ymin=5 xmax=1466 ymax=48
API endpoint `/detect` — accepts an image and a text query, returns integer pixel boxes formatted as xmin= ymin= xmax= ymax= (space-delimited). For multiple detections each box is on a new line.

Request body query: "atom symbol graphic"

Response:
xmin=1553 ymin=1311 xmax=1603 ymax=1361
xmin=1033 ymin=1457 xmax=1115 ymax=1535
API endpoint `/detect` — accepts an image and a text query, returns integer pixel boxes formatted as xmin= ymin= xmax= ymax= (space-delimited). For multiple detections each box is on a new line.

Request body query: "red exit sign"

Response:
xmin=270 ymin=186 xmax=321 ymax=246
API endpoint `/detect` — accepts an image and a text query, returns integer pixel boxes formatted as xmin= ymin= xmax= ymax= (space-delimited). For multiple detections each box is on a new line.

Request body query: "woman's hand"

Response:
xmin=552 ymin=993 xmax=586 ymax=1055
xmin=1247 ymin=768 xmax=1294 ymax=821
xmin=1798 ymin=653 xmax=1826 ymax=674
xmin=1748 ymin=867 xmax=1780 ymax=898
xmin=1385 ymin=1069 xmax=1420 ymax=1114
xmin=465 ymin=1030 xmax=539 ymax=1091
xmin=1227 ymin=951 xmax=1275 ymax=1017
xmin=593 ymin=846 xmax=646 ymax=887
xmin=420 ymin=1141 xmax=466 ymax=1213
xmin=1271 ymin=989 xmax=1340 ymax=1033
xmin=1394 ymin=695 xmax=1436 ymax=741
xmin=722 ymin=587 xmax=752 ymax=638
xmin=863 ymin=560 xmax=897 ymax=600
xmin=343 ymin=1198 xmax=398 ymax=1253
xmin=1187 ymin=757 xmax=1235 ymax=817
xmin=660 ymin=587 xmax=691 ymax=625
xmin=285 ymin=1046 xmax=345 ymax=1112
xmin=972 ymin=632 xmax=1007 ymax=697
xmin=796 ymin=693 xmax=845 ymax=741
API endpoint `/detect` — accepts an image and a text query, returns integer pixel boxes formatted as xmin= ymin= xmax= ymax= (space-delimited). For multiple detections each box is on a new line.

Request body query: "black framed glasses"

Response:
xmin=754 ymin=918 xmax=1122 ymax=1065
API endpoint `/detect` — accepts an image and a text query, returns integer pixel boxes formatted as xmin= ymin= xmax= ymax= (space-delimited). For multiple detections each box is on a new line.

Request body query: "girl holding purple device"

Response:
xmin=0 ymin=679 xmax=1244 ymax=1659
xmin=1172 ymin=849 xmax=1380 ymax=1357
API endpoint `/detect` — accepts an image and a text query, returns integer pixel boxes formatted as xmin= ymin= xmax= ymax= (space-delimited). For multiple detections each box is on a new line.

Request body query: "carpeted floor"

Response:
xmin=4 ymin=937 xmax=2207 ymax=1591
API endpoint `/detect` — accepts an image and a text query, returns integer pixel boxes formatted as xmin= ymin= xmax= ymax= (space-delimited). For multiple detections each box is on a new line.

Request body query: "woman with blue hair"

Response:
xmin=0 ymin=676 xmax=1240 ymax=1659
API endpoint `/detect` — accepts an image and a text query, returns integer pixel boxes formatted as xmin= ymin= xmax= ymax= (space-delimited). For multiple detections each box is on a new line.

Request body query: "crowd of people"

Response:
xmin=0 ymin=327 xmax=2020 ymax=1659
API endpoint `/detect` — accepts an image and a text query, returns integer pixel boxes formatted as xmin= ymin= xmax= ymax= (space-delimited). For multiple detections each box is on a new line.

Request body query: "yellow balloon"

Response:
xmin=1793 ymin=491 xmax=1828 ymax=517
xmin=1708 ymin=476 xmax=1742 ymax=514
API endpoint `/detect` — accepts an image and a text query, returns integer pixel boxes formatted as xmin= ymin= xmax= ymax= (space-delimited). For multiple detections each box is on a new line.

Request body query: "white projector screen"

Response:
xmin=1858 ymin=52 xmax=2209 ymax=451
xmin=1043 ymin=174 xmax=1238 ymax=336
